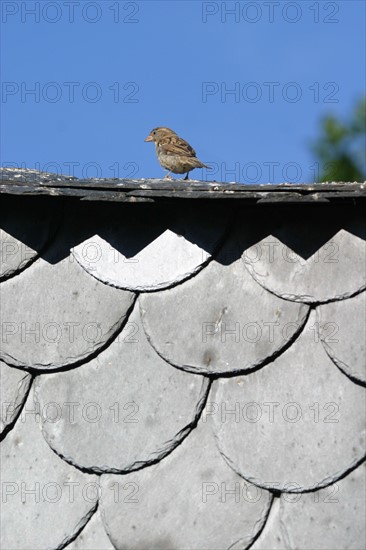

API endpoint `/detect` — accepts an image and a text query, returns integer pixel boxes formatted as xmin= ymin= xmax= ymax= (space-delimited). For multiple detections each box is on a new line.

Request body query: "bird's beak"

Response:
xmin=144 ymin=135 xmax=153 ymax=142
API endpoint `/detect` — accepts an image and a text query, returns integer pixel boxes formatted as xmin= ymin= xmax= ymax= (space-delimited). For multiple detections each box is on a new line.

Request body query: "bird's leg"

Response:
xmin=164 ymin=171 xmax=173 ymax=180
xmin=184 ymin=172 xmax=190 ymax=180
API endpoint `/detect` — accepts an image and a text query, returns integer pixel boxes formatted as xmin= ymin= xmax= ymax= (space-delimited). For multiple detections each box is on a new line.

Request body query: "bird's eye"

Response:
xmin=153 ymin=131 xmax=156 ymax=135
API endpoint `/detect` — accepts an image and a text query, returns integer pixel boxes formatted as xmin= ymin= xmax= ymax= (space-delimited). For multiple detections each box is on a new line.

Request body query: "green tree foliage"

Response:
xmin=312 ymin=98 xmax=366 ymax=182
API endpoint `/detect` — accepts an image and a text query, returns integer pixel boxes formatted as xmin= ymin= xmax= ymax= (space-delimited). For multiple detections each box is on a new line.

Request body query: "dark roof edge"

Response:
xmin=1 ymin=168 xmax=365 ymax=203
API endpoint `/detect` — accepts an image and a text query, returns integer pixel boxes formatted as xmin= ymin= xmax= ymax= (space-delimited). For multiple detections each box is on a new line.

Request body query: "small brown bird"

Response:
xmin=145 ymin=127 xmax=209 ymax=180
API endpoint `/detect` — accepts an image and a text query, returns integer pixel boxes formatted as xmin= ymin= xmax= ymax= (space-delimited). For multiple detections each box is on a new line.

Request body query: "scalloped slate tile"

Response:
xmin=0 ymin=361 xmax=32 ymax=437
xmin=0 ymin=388 xmax=99 ymax=550
xmin=72 ymin=205 xmax=228 ymax=291
xmin=243 ymin=229 xmax=366 ymax=303
xmin=0 ymin=196 xmax=56 ymax=280
xmin=0 ymin=247 xmax=134 ymax=370
xmin=34 ymin=302 xmax=209 ymax=473
xmin=211 ymin=311 xmax=365 ymax=492
xmin=251 ymin=463 xmax=366 ymax=550
xmin=318 ymin=292 xmax=366 ymax=384
xmin=65 ymin=510 xmax=114 ymax=550
xmin=0 ymin=228 xmax=38 ymax=279
xmin=100 ymin=416 xmax=273 ymax=550
xmin=140 ymin=257 xmax=309 ymax=375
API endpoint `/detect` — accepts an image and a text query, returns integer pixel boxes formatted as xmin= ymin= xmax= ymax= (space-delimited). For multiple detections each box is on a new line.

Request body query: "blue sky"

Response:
xmin=1 ymin=0 xmax=365 ymax=183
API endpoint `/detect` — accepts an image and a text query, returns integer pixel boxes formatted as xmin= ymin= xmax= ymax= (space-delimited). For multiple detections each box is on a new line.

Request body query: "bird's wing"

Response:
xmin=159 ymin=135 xmax=197 ymax=157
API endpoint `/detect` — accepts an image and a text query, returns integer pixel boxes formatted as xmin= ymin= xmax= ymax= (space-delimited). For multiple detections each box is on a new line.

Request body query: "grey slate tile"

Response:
xmin=0 ymin=227 xmax=38 ymax=280
xmin=251 ymin=462 xmax=366 ymax=550
xmin=100 ymin=416 xmax=273 ymax=550
xmin=71 ymin=205 xmax=228 ymax=292
xmin=0 ymin=196 xmax=56 ymax=280
xmin=65 ymin=509 xmax=114 ymax=550
xmin=318 ymin=292 xmax=366 ymax=384
xmin=210 ymin=311 xmax=366 ymax=492
xmin=0 ymin=387 xmax=99 ymax=550
xmin=140 ymin=257 xmax=309 ymax=374
xmin=0 ymin=361 xmax=32 ymax=437
xmin=243 ymin=228 xmax=366 ymax=303
xmin=0 ymin=243 xmax=135 ymax=370
xmin=34 ymin=302 xmax=210 ymax=473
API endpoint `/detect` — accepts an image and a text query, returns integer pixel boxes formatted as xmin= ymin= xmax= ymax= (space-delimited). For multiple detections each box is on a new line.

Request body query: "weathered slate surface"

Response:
xmin=1 ymin=388 xmax=99 ymax=550
xmin=1 ymin=167 xmax=365 ymax=203
xmin=251 ymin=462 xmax=366 ymax=550
xmin=1 ymin=168 xmax=365 ymax=550
xmin=210 ymin=312 xmax=366 ymax=493
xmin=100 ymin=417 xmax=273 ymax=550
xmin=65 ymin=510 xmax=114 ymax=550
xmin=140 ymin=256 xmax=309 ymax=374
xmin=0 ymin=361 xmax=32 ymax=437
xmin=318 ymin=292 xmax=366 ymax=383
xmin=34 ymin=303 xmax=210 ymax=473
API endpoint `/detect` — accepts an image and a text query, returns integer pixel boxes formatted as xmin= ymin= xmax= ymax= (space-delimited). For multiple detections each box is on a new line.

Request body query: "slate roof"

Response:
xmin=1 ymin=168 xmax=365 ymax=550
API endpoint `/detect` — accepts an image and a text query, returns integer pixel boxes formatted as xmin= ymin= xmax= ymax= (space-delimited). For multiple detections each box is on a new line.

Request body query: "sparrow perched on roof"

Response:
xmin=145 ymin=127 xmax=209 ymax=180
